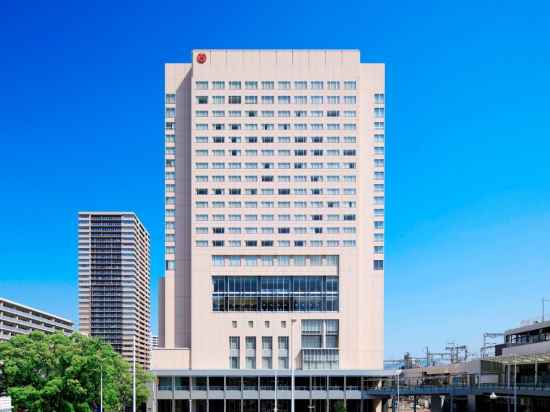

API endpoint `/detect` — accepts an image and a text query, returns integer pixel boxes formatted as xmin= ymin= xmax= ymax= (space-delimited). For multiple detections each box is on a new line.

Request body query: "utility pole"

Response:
xmin=396 ymin=371 xmax=400 ymax=412
xmin=100 ymin=363 xmax=103 ymax=412
xmin=133 ymin=335 xmax=136 ymax=412
xmin=290 ymin=319 xmax=296 ymax=412
xmin=513 ymin=359 xmax=517 ymax=412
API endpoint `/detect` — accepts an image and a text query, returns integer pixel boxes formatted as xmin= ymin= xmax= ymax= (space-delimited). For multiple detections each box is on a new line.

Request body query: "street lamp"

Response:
xmin=290 ymin=318 xmax=297 ymax=412
xmin=133 ymin=335 xmax=136 ymax=412
xmin=100 ymin=363 xmax=103 ymax=412
xmin=513 ymin=359 xmax=517 ymax=412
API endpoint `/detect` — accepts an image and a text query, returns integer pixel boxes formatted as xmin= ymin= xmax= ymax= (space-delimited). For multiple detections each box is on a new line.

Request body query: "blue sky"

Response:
xmin=1 ymin=0 xmax=550 ymax=360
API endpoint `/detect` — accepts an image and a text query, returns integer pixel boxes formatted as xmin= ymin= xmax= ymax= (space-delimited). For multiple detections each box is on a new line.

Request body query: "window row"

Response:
xmin=212 ymin=255 xmax=338 ymax=267
xmin=194 ymin=123 xmax=358 ymax=131
xmin=195 ymin=95 xmax=357 ymax=105
xmin=194 ymin=149 xmax=358 ymax=156
xmin=193 ymin=214 xmax=358 ymax=222
xmin=192 ymin=175 xmax=358 ymax=183
xmin=200 ymin=226 xmax=357 ymax=235
xmin=170 ymin=196 xmax=384 ymax=208
xmin=229 ymin=336 xmax=289 ymax=369
xmin=213 ymin=276 xmax=338 ymax=312
xmin=193 ymin=162 xmax=359 ymax=170
xmin=192 ymin=201 xmax=357 ymax=209
xmin=190 ymin=110 xmax=358 ymax=118
xmin=194 ymin=135 xmax=365 ymax=144
xmin=194 ymin=80 xmax=357 ymax=91
xmin=195 ymin=240 xmax=357 ymax=248
xmin=166 ymin=232 xmax=384 ymax=244
xmin=195 ymin=187 xmax=361 ymax=195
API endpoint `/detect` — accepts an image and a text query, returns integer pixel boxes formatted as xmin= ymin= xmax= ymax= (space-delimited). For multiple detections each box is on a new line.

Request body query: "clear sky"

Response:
xmin=1 ymin=0 xmax=550 ymax=361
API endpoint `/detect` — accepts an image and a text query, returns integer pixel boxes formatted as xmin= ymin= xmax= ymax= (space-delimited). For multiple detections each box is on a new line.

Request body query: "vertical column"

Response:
xmin=360 ymin=378 xmax=364 ymax=412
xmin=172 ymin=377 xmax=175 ymax=412
xmin=224 ymin=376 xmax=227 ymax=412
xmin=344 ymin=376 xmax=347 ymax=409
xmin=326 ymin=377 xmax=329 ymax=412
xmin=467 ymin=395 xmax=476 ymax=412
xmin=430 ymin=395 xmax=442 ymax=412
xmin=206 ymin=377 xmax=209 ymax=412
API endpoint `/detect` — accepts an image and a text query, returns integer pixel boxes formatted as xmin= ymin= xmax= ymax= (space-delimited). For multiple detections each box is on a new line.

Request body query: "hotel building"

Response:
xmin=78 ymin=211 xmax=151 ymax=368
xmin=154 ymin=49 xmax=387 ymax=411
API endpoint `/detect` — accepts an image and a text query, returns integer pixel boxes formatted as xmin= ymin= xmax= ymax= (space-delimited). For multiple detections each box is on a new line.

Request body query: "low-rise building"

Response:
xmin=0 ymin=297 xmax=73 ymax=341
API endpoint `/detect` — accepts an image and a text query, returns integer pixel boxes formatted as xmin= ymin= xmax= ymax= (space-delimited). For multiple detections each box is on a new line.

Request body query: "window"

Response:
xmin=375 ymin=93 xmax=385 ymax=103
xmin=246 ymin=337 xmax=256 ymax=369
xmin=327 ymin=81 xmax=340 ymax=90
xmin=278 ymin=336 xmax=289 ymax=369
xmin=301 ymin=320 xmax=340 ymax=369
xmin=311 ymin=81 xmax=323 ymax=90
xmin=294 ymin=81 xmax=307 ymax=89
xmin=262 ymin=337 xmax=273 ymax=369
xmin=229 ymin=81 xmax=241 ymax=90
xmin=245 ymin=96 xmax=258 ymax=104
xmin=278 ymin=96 xmax=291 ymax=104
xmin=344 ymin=81 xmax=357 ymax=90
xmin=261 ymin=81 xmax=274 ymax=90
xmin=374 ymin=260 xmax=384 ymax=270
xmin=212 ymin=275 xmax=338 ymax=312
xmin=229 ymin=96 xmax=242 ymax=104
xmin=196 ymin=96 xmax=208 ymax=104
xmin=212 ymin=81 xmax=225 ymax=89
xmin=229 ymin=337 xmax=240 ymax=369
xmin=262 ymin=96 xmax=274 ymax=104
xmin=245 ymin=81 xmax=258 ymax=90
xmin=375 ymin=107 xmax=385 ymax=117
xmin=195 ymin=81 xmax=208 ymax=90
xmin=310 ymin=96 xmax=323 ymax=104
xmin=344 ymin=96 xmax=356 ymax=104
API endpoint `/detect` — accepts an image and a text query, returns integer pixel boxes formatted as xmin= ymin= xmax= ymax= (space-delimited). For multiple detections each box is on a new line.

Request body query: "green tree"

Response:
xmin=0 ymin=332 xmax=152 ymax=412
xmin=334 ymin=400 xmax=347 ymax=412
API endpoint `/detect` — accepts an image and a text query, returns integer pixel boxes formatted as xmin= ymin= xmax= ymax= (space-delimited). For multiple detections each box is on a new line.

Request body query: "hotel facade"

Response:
xmin=153 ymin=49 xmax=388 ymax=412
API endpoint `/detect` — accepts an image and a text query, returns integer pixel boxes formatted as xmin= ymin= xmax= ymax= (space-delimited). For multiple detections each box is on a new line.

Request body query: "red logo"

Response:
xmin=196 ymin=53 xmax=207 ymax=64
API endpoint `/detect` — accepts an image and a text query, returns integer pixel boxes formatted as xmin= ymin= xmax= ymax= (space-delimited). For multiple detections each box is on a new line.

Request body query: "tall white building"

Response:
xmin=154 ymin=49 xmax=388 ymax=412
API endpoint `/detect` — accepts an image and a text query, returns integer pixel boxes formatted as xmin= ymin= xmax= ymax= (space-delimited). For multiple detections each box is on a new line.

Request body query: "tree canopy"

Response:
xmin=0 ymin=332 xmax=151 ymax=412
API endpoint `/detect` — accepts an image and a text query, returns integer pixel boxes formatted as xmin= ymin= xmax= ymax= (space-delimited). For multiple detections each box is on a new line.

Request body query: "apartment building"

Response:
xmin=78 ymin=211 xmax=151 ymax=368
xmin=0 ymin=297 xmax=73 ymax=341
xmin=153 ymin=49 xmax=387 ymax=412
